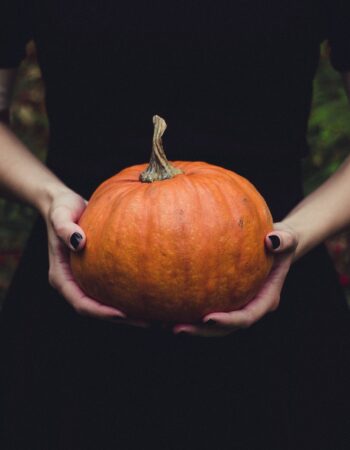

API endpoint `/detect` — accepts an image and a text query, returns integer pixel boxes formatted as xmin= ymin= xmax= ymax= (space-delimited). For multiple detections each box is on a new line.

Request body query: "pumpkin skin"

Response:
xmin=70 ymin=160 xmax=274 ymax=323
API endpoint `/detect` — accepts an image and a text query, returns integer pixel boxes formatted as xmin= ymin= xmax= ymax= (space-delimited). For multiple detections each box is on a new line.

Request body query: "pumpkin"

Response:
xmin=71 ymin=115 xmax=273 ymax=323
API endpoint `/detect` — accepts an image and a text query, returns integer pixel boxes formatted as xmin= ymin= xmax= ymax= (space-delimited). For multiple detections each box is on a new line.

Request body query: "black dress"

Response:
xmin=1 ymin=1 xmax=350 ymax=449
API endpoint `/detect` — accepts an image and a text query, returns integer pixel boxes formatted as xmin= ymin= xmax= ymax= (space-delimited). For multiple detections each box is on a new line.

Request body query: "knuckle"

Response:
xmin=53 ymin=224 xmax=68 ymax=240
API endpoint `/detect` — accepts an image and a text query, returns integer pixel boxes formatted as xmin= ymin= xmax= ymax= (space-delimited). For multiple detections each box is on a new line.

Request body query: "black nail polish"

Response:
xmin=205 ymin=319 xmax=217 ymax=326
xmin=269 ymin=235 xmax=280 ymax=250
xmin=70 ymin=232 xmax=83 ymax=249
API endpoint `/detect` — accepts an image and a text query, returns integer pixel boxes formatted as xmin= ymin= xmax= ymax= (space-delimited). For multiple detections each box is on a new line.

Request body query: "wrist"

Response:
xmin=35 ymin=181 xmax=73 ymax=220
xmin=281 ymin=216 xmax=322 ymax=262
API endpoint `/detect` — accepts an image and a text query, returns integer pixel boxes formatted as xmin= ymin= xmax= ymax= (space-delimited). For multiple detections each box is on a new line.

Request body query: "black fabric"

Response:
xmin=0 ymin=0 xmax=33 ymax=67
xmin=1 ymin=2 xmax=350 ymax=449
xmin=328 ymin=0 xmax=350 ymax=71
xmin=1 ymin=161 xmax=350 ymax=450
xmin=0 ymin=1 xmax=349 ymax=160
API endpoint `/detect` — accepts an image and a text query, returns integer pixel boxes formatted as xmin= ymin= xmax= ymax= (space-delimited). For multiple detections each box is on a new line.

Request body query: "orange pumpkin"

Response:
xmin=71 ymin=116 xmax=273 ymax=323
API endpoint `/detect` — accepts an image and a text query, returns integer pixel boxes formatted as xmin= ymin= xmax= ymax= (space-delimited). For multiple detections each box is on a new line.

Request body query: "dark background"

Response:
xmin=0 ymin=41 xmax=350 ymax=306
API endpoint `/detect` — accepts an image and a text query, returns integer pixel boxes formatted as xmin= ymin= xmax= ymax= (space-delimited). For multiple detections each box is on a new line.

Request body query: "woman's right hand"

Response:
xmin=45 ymin=188 xmax=147 ymax=327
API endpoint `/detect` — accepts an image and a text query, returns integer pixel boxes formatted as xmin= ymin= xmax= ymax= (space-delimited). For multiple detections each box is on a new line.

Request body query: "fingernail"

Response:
xmin=70 ymin=232 xmax=83 ymax=250
xmin=204 ymin=319 xmax=217 ymax=326
xmin=268 ymin=235 xmax=280 ymax=250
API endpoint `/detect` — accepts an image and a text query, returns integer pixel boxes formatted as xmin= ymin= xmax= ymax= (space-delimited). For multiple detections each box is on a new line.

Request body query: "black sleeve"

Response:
xmin=0 ymin=1 xmax=33 ymax=68
xmin=328 ymin=0 xmax=350 ymax=72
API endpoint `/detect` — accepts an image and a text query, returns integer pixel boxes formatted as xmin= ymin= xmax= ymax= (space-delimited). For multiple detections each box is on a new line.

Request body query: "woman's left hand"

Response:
xmin=173 ymin=223 xmax=299 ymax=337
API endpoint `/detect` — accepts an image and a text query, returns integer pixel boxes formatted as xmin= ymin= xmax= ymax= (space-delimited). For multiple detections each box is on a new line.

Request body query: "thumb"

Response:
xmin=265 ymin=229 xmax=298 ymax=254
xmin=50 ymin=205 xmax=86 ymax=252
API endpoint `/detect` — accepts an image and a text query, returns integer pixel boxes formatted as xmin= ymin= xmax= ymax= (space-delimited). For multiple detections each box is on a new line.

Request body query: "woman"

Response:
xmin=1 ymin=1 xmax=350 ymax=449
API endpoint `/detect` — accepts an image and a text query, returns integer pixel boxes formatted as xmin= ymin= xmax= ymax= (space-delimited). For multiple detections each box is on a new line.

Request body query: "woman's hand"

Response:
xmin=173 ymin=223 xmax=299 ymax=337
xmin=45 ymin=188 xmax=147 ymax=327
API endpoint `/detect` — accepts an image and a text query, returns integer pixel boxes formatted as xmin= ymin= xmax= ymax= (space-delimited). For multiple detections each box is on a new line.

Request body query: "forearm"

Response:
xmin=283 ymin=153 xmax=350 ymax=260
xmin=0 ymin=122 xmax=72 ymax=218
xmin=284 ymin=71 xmax=350 ymax=260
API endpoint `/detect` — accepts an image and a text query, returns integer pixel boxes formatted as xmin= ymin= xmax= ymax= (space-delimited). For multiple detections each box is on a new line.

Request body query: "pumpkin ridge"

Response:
xmin=71 ymin=115 xmax=274 ymax=323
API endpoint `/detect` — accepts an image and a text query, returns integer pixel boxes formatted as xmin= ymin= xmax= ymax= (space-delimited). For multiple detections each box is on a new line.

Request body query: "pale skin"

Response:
xmin=1 ymin=68 xmax=350 ymax=337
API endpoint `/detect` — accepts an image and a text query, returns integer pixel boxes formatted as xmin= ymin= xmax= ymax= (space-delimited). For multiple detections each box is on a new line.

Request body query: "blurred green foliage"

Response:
xmin=0 ymin=43 xmax=48 ymax=299
xmin=1 ymin=42 xmax=350 ymax=303
xmin=304 ymin=47 xmax=350 ymax=192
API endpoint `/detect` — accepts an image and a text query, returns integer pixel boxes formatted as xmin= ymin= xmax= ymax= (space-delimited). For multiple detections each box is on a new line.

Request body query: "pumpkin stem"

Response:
xmin=139 ymin=115 xmax=183 ymax=183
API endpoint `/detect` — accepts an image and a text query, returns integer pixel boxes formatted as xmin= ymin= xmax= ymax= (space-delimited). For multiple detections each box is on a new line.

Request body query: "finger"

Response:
xmin=108 ymin=317 xmax=151 ymax=328
xmin=58 ymin=272 xmax=126 ymax=320
xmin=53 ymin=261 xmax=148 ymax=326
xmin=61 ymin=277 xmax=127 ymax=320
xmin=203 ymin=255 xmax=292 ymax=328
xmin=49 ymin=244 xmax=126 ymax=321
xmin=173 ymin=324 xmax=234 ymax=337
xmin=51 ymin=204 xmax=86 ymax=251
xmin=265 ymin=230 xmax=298 ymax=254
